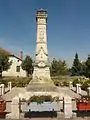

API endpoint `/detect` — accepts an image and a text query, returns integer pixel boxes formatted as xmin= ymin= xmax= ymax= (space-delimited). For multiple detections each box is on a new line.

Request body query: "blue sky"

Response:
xmin=0 ymin=0 xmax=90 ymax=66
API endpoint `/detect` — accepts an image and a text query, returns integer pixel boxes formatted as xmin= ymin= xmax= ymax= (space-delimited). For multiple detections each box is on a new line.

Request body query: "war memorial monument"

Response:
xmin=16 ymin=9 xmax=73 ymax=119
xmin=1 ymin=9 xmax=89 ymax=120
xmin=26 ymin=9 xmax=58 ymax=93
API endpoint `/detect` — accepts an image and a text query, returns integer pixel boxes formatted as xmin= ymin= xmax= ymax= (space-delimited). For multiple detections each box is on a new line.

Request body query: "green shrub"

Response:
xmin=62 ymin=81 xmax=69 ymax=87
xmin=82 ymin=80 xmax=90 ymax=91
xmin=0 ymin=77 xmax=31 ymax=87
xmin=73 ymin=79 xmax=79 ymax=87
xmin=53 ymin=78 xmax=69 ymax=87
xmin=72 ymin=78 xmax=84 ymax=87
xmin=28 ymin=95 xmax=58 ymax=104
xmin=53 ymin=79 xmax=60 ymax=86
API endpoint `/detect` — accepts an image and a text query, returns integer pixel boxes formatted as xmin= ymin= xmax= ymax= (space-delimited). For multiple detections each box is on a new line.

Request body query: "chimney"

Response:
xmin=20 ymin=51 xmax=23 ymax=60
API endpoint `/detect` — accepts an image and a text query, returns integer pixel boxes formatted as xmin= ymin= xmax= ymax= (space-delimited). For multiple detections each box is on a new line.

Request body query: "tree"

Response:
xmin=80 ymin=61 xmax=86 ymax=76
xmin=70 ymin=52 xmax=82 ymax=76
xmin=85 ymin=55 xmax=90 ymax=78
xmin=0 ymin=51 xmax=12 ymax=78
xmin=21 ymin=56 xmax=33 ymax=77
xmin=50 ymin=58 xmax=68 ymax=76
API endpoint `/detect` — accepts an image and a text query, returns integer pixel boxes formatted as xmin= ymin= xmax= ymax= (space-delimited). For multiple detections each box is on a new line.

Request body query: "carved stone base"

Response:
xmin=26 ymin=76 xmax=58 ymax=92
xmin=33 ymin=67 xmax=51 ymax=80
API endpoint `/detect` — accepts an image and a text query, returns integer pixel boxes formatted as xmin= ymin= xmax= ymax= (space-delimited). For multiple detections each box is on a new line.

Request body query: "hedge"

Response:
xmin=0 ymin=77 xmax=32 ymax=87
xmin=72 ymin=77 xmax=90 ymax=91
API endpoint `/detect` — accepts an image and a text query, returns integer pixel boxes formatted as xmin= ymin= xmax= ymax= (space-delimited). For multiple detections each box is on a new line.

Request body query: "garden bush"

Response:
xmin=53 ymin=77 xmax=69 ymax=87
xmin=61 ymin=80 xmax=69 ymax=87
xmin=53 ymin=79 xmax=60 ymax=86
xmin=73 ymin=79 xmax=80 ymax=87
xmin=81 ymin=80 xmax=90 ymax=91
xmin=25 ymin=95 xmax=59 ymax=104
xmin=72 ymin=77 xmax=90 ymax=91
xmin=0 ymin=77 xmax=31 ymax=87
xmin=73 ymin=78 xmax=84 ymax=87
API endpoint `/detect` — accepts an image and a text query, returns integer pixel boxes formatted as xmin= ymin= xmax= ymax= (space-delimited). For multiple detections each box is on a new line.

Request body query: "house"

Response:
xmin=0 ymin=48 xmax=26 ymax=77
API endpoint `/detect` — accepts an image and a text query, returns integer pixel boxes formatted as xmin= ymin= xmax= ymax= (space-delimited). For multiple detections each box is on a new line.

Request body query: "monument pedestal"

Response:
xmin=33 ymin=67 xmax=50 ymax=80
xmin=26 ymin=76 xmax=57 ymax=92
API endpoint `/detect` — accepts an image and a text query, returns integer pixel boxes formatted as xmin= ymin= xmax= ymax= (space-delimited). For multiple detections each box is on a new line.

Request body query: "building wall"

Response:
xmin=2 ymin=56 xmax=26 ymax=77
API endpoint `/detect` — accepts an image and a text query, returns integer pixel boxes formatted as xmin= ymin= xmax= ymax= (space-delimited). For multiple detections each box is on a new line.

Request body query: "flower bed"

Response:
xmin=76 ymin=96 xmax=90 ymax=111
xmin=22 ymin=95 xmax=59 ymax=105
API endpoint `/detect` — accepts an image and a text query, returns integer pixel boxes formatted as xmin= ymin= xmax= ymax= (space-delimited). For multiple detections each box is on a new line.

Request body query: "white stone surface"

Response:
xmin=2 ymin=56 xmax=26 ymax=77
xmin=76 ymin=84 xmax=81 ymax=94
xmin=64 ymin=96 xmax=72 ymax=118
xmin=79 ymin=85 xmax=81 ymax=94
xmin=10 ymin=96 xmax=20 ymax=119
xmin=3 ymin=87 xmax=26 ymax=101
xmin=69 ymin=81 xmax=73 ymax=89
xmin=0 ymin=84 xmax=5 ymax=95
xmin=87 ymin=87 xmax=90 ymax=96
xmin=8 ymin=82 xmax=12 ymax=91
xmin=33 ymin=10 xmax=50 ymax=79
xmin=33 ymin=67 xmax=50 ymax=79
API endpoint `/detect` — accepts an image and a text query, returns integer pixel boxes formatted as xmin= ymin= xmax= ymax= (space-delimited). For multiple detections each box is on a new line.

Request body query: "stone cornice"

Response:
xmin=36 ymin=41 xmax=47 ymax=44
xmin=34 ymin=60 xmax=50 ymax=67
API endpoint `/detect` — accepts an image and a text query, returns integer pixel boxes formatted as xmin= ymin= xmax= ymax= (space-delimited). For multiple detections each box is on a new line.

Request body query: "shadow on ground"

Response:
xmin=24 ymin=111 xmax=57 ymax=118
xmin=76 ymin=111 xmax=90 ymax=117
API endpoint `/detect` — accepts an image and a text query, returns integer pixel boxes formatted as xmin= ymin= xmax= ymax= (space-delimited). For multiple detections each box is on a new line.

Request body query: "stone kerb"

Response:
xmin=8 ymin=82 xmax=12 ymax=91
xmin=0 ymin=84 xmax=5 ymax=95
xmin=8 ymin=96 xmax=20 ymax=119
xmin=63 ymin=95 xmax=72 ymax=118
xmin=69 ymin=81 xmax=73 ymax=89
xmin=87 ymin=87 xmax=90 ymax=96
xmin=76 ymin=83 xmax=81 ymax=94
xmin=78 ymin=84 xmax=81 ymax=94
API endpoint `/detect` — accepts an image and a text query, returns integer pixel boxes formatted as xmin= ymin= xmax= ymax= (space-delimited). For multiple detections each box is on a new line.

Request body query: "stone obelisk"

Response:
xmin=33 ymin=9 xmax=50 ymax=79
xmin=27 ymin=9 xmax=57 ymax=92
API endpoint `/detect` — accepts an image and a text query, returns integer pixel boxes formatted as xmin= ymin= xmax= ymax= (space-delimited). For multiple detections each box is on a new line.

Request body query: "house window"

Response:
xmin=16 ymin=66 xmax=20 ymax=72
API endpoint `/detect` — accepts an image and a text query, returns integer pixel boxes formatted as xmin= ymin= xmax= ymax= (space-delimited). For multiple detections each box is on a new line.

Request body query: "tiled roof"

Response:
xmin=0 ymin=47 xmax=12 ymax=55
xmin=0 ymin=47 xmax=22 ymax=61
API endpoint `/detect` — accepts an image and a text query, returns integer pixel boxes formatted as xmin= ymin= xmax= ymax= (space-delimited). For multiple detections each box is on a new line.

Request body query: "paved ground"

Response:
xmin=0 ymin=87 xmax=9 ymax=96
xmin=3 ymin=87 xmax=26 ymax=101
xmin=1 ymin=117 xmax=90 ymax=120
xmin=2 ymin=87 xmax=26 ymax=112
xmin=22 ymin=118 xmax=90 ymax=120
xmin=5 ymin=117 xmax=90 ymax=120
xmin=3 ymin=86 xmax=87 ymax=101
